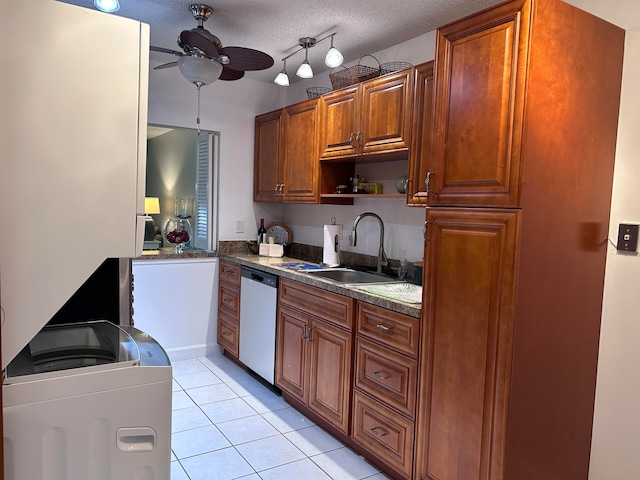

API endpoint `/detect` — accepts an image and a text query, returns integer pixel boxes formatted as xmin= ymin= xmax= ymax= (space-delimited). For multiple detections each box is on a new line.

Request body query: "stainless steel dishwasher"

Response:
xmin=239 ymin=266 xmax=278 ymax=385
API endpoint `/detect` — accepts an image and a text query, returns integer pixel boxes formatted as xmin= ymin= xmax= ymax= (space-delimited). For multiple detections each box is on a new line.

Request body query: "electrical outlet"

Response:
xmin=235 ymin=219 xmax=244 ymax=234
xmin=616 ymin=223 xmax=639 ymax=252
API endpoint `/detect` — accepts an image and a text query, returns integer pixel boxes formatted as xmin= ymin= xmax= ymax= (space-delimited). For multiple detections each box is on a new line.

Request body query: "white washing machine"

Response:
xmin=2 ymin=321 xmax=172 ymax=480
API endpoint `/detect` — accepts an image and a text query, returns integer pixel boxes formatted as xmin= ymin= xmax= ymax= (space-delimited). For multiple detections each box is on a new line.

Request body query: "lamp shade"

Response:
xmin=274 ymin=71 xmax=290 ymax=86
xmin=296 ymin=60 xmax=313 ymax=79
xmin=325 ymin=47 xmax=343 ymax=68
xmin=178 ymin=56 xmax=223 ymax=86
xmin=144 ymin=197 xmax=161 ymax=215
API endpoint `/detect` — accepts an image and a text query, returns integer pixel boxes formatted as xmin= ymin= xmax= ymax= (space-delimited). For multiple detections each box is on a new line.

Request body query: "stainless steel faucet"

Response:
xmin=350 ymin=212 xmax=388 ymax=274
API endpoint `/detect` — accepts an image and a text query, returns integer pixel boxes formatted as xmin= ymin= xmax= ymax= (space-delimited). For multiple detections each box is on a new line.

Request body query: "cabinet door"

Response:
xmin=429 ymin=0 xmax=530 ymax=207
xmin=254 ymin=109 xmax=284 ymax=202
xmin=407 ymin=61 xmax=434 ymax=206
xmin=307 ymin=317 xmax=352 ymax=435
xmin=282 ymin=99 xmax=319 ymax=203
xmin=318 ymin=86 xmax=359 ymax=159
xmin=275 ymin=304 xmax=309 ymax=404
xmin=415 ymin=208 xmax=519 ymax=480
xmin=359 ymin=68 xmax=413 ymax=156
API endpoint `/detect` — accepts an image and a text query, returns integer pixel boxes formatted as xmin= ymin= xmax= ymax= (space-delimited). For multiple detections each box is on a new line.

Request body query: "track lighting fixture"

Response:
xmin=274 ymin=33 xmax=343 ymax=86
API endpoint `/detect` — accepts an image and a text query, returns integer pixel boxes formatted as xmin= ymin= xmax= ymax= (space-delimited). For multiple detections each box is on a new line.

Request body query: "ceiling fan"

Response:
xmin=151 ymin=3 xmax=274 ymax=84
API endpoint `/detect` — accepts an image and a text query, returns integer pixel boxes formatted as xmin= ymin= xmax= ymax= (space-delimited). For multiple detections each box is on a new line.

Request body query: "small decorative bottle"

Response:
xmin=257 ymin=218 xmax=267 ymax=243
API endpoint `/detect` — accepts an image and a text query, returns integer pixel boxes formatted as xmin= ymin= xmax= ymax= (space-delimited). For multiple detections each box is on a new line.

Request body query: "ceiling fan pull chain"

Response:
xmin=196 ymin=83 xmax=202 ymax=134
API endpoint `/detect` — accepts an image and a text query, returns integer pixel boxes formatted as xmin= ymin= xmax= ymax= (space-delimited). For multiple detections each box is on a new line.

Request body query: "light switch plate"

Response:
xmin=616 ymin=223 xmax=639 ymax=252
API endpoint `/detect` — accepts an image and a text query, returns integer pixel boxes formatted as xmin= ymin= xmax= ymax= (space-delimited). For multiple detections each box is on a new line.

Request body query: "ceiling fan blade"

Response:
xmin=150 ymin=46 xmax=184 ymax=57
xmin=219 ymin=46 xmax=274 ymax=71
xmin=179 ymin=29 xmax=220 ymax=58
xmin=154 ymin=61 xmax=178 ymax=70
xmin=219 ymin=67 xmax=245 ymax=81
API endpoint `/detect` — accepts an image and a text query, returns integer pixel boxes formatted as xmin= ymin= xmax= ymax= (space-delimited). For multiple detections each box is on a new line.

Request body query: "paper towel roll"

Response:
xmin=323 ymin=224 xmax=341 ymax=267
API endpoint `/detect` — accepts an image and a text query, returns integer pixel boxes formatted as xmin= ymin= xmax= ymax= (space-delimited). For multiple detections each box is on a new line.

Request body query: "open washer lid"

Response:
xmin=4 ymin=320 xmax=140 ymax=384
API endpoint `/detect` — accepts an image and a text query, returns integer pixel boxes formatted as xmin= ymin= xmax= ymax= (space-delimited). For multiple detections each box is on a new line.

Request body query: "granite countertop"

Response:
xmin=219 ymin=253 xmax=422 ymax=319
xmin=134 ymin=247 xmax=218 ymax=260
xmin=134 ymin=248 xmax=422 ymax=318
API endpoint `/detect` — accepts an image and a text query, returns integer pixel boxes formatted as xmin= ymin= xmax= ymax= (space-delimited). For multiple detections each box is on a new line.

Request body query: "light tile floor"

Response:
xmin=170 ymin=355 xmax=392 ymax=480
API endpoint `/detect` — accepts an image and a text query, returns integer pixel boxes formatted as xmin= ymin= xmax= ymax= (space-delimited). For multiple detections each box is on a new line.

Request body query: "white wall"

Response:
xmin=588 ymin=30 xmax=640 ymax=480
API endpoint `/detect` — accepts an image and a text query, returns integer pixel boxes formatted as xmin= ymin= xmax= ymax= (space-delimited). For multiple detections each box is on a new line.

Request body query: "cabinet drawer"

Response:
xmin=219 ymin=260 xmax=241 ymax=286
xmin=355 ymin=338 xmax=417 ymax=419
xmin=279 ymin=278 xmax=354 ymax=330
xmin=219 ymin=281 xmax=240 ymax=319
xmin=357 ymin=302 xmax=419 ymax=358
xmin=352 ymin=391 xmax=414 ymax=478
xmin=217 ymin=312 xmax=239 ymax=357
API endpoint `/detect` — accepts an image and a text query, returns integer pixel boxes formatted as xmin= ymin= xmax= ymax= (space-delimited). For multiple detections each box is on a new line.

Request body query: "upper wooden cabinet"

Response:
xmin=319 ymin=69 xmax=414 ymax=160
xmin=282 ymin=100 xmax=320 ymax=203
xmin=427 ymin=0 xmax=530 ymax=207
xmin=254 ymin=99 xmax=320 ymax=203
xmin=406 ymin=61 xmax=434 ymax=206
xmin=254 ymin=109 xmax=283 ymax=202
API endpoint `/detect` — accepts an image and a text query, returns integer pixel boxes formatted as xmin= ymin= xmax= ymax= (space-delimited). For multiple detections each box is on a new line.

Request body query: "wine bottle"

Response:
xmin=257 ymin=218 xmax=267 ymax=243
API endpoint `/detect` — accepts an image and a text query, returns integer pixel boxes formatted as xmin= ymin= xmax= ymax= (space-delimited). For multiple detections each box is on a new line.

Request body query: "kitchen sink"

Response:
xmin=306 ymin=268 xmax=399 ymax=285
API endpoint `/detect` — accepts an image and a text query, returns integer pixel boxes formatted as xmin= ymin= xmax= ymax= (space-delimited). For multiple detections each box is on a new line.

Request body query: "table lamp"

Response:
xmin=143 ymin=197 xmax=161 ymax=249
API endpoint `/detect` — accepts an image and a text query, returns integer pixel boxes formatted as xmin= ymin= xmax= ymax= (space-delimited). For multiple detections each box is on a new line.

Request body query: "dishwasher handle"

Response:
xmin=241 ymin=266 xmax=278 ymax=288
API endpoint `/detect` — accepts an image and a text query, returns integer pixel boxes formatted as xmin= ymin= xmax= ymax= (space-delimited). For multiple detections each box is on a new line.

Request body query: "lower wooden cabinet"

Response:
xmin=217 ymin=260 xmax=241 ymax=358
xmin=276 ymin=279 xmax=355 ymax=435
xmin=274 ymin=278 xmax=421 ymax=479
xmin=352 ymin=302 xmax=420 ymax=479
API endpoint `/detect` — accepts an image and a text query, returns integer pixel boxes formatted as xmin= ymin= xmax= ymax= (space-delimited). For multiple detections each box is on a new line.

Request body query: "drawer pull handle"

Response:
xmin=376 ymin=323 xmax=393 ymax=332
xmin=223 ymin=297 xmax=233 ymax=303
xmin=222 ymin=332 xmax=232 ymax=337
xmin=373 ymin=371 xmax=390 ymax=380
xmin=370 ymin=427 xmax=388 ymax=437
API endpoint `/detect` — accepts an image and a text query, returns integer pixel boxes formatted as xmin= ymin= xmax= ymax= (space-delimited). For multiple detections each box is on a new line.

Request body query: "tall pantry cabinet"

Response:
xmin=414 ymin=1 xmax=625 ymax=480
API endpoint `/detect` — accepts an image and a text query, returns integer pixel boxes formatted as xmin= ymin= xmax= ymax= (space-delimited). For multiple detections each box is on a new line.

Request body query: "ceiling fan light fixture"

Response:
xmin=324 ymin=35 xmax=343 ymax=68
xmin=94 ymin=0 xmax=119 ymax=13
xmin=178 ymin=55 xmax=223 ymax=86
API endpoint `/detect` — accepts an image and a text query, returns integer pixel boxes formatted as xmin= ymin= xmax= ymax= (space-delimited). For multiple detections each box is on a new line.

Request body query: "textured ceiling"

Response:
xmin=59 ymin=0 xmax=502 ymax=83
